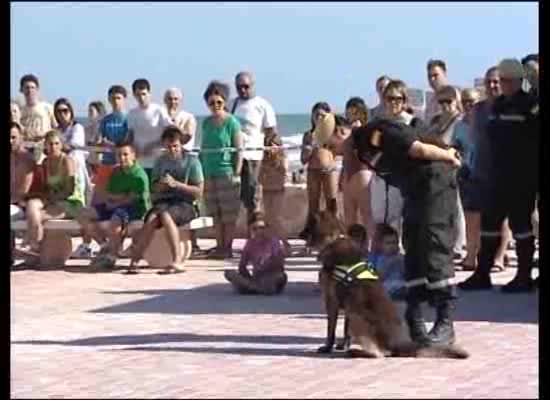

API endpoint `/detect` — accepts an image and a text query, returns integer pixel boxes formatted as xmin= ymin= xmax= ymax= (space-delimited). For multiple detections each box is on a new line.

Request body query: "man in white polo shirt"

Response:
xmin=127 ymin=78 xmax=172 ymax=168
xmin=229 ymin=71 xmax=277 ymax=224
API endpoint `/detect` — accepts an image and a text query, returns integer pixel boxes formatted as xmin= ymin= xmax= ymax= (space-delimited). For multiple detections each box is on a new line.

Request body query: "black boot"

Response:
xmin=458 ymin=236 xmax=497 ymax=291
xmin=427 ymin=299 xmax=455 ymax=346
xmin=405 ymin=302 xmax=430 ymax=345
xmin=502 ymin=236 xmax=535 ymax=293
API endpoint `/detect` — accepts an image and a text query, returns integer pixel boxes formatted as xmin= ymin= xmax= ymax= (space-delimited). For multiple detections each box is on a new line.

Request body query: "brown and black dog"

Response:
xmin=311 ymin=209 xmax=469 ymax=359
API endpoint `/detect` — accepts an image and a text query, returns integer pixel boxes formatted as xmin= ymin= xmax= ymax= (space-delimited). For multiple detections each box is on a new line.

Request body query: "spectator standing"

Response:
xmin=464 ymin=66 xmax=513 ymax=274
xmin=11 ymin=101 xmax=22 ymax=124
xmin=259 ymin=131 xmax=291 ymax=255
xmin=127 ymin=127 xmax=203 ymax=274
xmin=18 ymin=74 xmax=57 ymax=143
xmin=452 ymin=88 xmax=482 ymax=271
xmin=425 ymin=59 xmax=450 ymax=122
xmin=200 ymin=81 xmax=243 ymax=259
xmin=341 ymin=97 xmax=374 ymax=240
xmin=298 ymin=105 xmax=340 ymax=242
xmin=127 ymin=78 xmax=172 ymax=164
xmin=86 ymin=101 xmax=107 ymax=145
xmin=459 ymin=59 xmax=539 ymax=292
xmin=229 ymin=71 xmax=277 ymax=227
xmin=163 ymin=87 xmax=197 ymax=151
xmin=369 ymin=75 xmax=391 ymax=120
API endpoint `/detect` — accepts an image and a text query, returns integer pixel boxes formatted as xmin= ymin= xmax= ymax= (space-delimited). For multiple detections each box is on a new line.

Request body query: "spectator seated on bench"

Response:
xmin=78 ymin=142 xmax=151 ymax=269
xmin=18 ymin=130 xmax=85 ymax=259
xmin=224 ymin=211 xmax=288 ymax=295
xmin=11 ymin=121 xmax=35 ymax=225
xmin=126 ymin=126 xmax=204 ymax=275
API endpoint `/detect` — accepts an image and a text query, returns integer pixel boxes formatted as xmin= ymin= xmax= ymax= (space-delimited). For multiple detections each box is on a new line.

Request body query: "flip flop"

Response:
xmin=123 ymin=269 xmax=139 ymax=275
xmin=491 ymin=263 xmax=506 ymax=273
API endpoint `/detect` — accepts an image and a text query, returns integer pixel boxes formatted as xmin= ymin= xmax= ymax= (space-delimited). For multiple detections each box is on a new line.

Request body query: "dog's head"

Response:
xmin=304 ymin=201 xmax=346 ymax=253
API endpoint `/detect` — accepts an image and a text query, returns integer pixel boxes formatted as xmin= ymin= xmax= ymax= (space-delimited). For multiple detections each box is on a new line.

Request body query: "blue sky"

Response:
xmin=11 ymin=2 xmax=538 ymax=115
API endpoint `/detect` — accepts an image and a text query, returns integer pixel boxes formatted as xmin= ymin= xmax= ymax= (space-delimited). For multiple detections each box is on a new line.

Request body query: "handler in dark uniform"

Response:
xmin=353 ymin=117 xmax=462 ymax=346
xmin=459 ymin=59 xmax=539 ymax=293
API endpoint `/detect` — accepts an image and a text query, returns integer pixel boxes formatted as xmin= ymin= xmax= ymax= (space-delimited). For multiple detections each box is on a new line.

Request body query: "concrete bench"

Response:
xmin=11 ymin=216 xmax=214 ymax=268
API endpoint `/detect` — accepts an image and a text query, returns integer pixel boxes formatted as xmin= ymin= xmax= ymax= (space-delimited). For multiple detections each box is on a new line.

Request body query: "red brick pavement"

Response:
xmin=11 ymin=240 xmax=538 ymax=398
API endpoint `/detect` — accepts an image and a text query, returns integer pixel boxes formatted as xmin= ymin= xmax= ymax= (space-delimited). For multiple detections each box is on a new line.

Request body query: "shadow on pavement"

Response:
xmin=88 ymin=280 xmax=538 ymax=323
xmin=91 ymin=281 xmax=324 ymax=315
xmin=13 ymin=332 xmax=322 ymax=347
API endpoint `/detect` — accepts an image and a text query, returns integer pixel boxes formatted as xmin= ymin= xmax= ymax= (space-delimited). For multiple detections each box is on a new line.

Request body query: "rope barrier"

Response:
xmin=23 ymin=141 xmax=314 ymax=155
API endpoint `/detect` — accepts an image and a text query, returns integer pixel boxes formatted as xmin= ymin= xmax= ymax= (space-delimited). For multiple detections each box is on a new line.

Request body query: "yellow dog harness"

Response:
xmin=332 ymin=261 xmax=379 ymax=287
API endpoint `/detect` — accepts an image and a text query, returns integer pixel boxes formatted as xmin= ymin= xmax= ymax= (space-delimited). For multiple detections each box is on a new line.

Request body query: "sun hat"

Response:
xmin=498 ymin=59 xmax=525 ymax=79
xmin=312 ymin=111 xmax=336 ymax=146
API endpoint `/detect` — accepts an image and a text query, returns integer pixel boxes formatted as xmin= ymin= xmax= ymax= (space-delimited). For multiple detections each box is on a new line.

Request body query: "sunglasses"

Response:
xmin=56 ymin=107 xmax=71 ymax=114
xmin=385 ymin=95 xmax=404 ymax=103
xmin=237 ymin=84 xmax=251 ymax=90
xmin=462 ymin=99 xmax=476 ymax=105
xmin=438 ymin=99 xmax=454 ymax=105
xmin=208 ymin=100 xmax=224 ymax=107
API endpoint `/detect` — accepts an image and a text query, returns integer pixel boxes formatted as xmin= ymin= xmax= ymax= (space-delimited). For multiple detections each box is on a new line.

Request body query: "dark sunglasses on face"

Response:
xmin=56 ymin=107 xmax=70 ymax=114
xmin=386 ymin=95 xmax=404 ymax=103
xmin=208 ymin=100 xmax=224 ymax=107
xmin=462 ymin=99 xmax=475 ymax=106
xmin=237 ymin=84 xmax=250 ymax=90
xmin=438 ymin=99 xmax=453 ymax=106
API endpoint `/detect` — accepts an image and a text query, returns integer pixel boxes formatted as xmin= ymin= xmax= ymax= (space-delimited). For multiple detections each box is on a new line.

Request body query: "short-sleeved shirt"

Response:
xmin=164 ymin=108 xmax=197 ymax=151
xmin=107 ymin=162 xmax=151 ymax=218
xmin=241 ymin=236 xmax=284 ymax=274
xmin=20 ymin=102 xmax=56 ymax=141
xmin=229 ymin=96 xmax=277 ymax=161
xmin=150 ymin=153 xmax=204 ymax=204
xmin=200 ymin=114 xmax=241 ymax=179
xmin=99 ymin=111 xmax=129 ymax=165
xmin=127 ymin=104 xmax=171 ymax=151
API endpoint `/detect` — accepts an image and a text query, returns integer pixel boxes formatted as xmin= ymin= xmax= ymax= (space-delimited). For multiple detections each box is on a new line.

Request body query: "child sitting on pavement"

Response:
xmin=224 ymin=211 xmax=288 ymax=295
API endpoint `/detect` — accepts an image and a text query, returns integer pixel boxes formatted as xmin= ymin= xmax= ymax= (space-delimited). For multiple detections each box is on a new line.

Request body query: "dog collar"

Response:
xmin=332 ymin=261 xmax=378 ymax=286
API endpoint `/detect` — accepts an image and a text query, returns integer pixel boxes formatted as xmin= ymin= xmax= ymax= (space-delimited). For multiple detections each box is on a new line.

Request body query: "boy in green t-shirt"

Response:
xmin=78 ymin=142 xmax=151 ymax=269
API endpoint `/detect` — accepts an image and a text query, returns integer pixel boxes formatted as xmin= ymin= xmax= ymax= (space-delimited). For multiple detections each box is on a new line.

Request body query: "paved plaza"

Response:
xmin=11 ymin=240 xmax=538 ymax=399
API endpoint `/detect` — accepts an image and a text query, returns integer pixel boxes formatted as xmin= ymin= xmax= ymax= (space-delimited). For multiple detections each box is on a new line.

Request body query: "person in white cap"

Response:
xmin=459 ymin=58 xmax=539 ymax=293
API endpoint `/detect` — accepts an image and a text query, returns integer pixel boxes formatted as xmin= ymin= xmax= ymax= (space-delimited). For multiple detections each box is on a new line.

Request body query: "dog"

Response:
xmin=313 ymin=209 xmax=469 ymax=359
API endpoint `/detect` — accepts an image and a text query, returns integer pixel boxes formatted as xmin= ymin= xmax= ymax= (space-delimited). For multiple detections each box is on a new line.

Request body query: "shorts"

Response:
xmin=205 ymin=175 xmax=241 ymax=225
xmin=48 ymin=199 xmax=83 ymax=219
xmin=459 ymin=177 xmax=483 ymax=212
xmin=93 ymin=164 xmax=116 ymax=188
xmin=95 ymin=203 xmax=141 ymax=226
xmin=145 ymin=199 xmax=197 ymax=227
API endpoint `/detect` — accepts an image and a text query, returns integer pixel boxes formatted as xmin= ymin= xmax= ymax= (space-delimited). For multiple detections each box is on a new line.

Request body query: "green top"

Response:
xmin=200 ymin=114 xmax=241 ymax=178
xmin=106 ymin=162 xmax=151 ymax=218
xmin=151 ymin=153 xmax=204 ymax=204
xmin=45 ymin=156 xmax=85 ymax=207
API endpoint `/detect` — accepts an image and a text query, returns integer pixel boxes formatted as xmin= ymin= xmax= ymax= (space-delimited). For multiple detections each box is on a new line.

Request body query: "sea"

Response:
xmin=76 ymin=113 xmax=312 ymax=171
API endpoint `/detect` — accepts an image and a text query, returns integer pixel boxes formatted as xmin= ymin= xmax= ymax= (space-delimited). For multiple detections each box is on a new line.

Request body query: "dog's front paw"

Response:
xmin=317 ymin=344 xmax=334 ymax=354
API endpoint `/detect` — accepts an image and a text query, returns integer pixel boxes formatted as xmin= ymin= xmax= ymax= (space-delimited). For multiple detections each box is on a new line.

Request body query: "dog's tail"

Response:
xmin=390 ymin=342 xmax=469 ymax=359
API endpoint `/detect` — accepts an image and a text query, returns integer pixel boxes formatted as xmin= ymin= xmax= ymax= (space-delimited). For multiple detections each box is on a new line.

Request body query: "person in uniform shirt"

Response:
xmin=459 ymin=59 xmax=539 ymax=293
xmin=353 ymin=117 xmax=462 ymax=347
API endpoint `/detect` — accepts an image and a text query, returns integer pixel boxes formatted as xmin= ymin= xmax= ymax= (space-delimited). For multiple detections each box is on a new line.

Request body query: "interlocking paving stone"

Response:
xmin=11 ymin=240 xmax=538 ymax=398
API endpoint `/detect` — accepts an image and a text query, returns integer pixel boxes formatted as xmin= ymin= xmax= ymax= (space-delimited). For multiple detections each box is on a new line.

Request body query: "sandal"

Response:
xmin=157 ymin=262 xmax=186 ymax=275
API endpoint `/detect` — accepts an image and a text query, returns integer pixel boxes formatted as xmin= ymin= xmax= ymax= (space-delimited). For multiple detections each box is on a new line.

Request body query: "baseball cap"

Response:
xmin=498 ymin=59 xmax=525 ymax=79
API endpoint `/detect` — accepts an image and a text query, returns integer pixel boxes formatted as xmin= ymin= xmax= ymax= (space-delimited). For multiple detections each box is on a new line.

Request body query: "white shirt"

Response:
xmin=229 ymin=95 xmax=277 ymax=161
xmin=164 ymin=108 xmax=197 ymax=151
xmin=128 ymin=103 xmax=172 ymax=151
xmin=20 ymin=101 xmax=56 ymax=141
